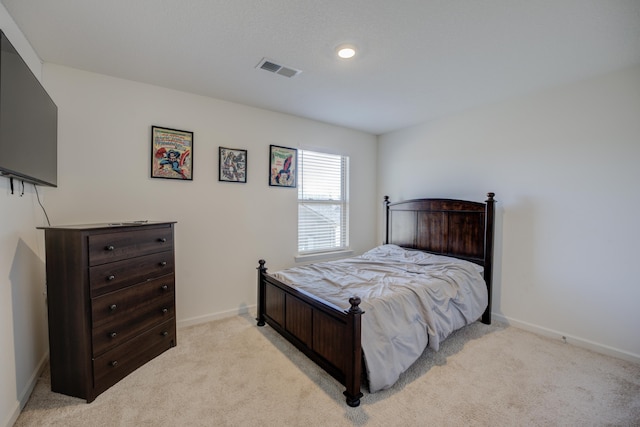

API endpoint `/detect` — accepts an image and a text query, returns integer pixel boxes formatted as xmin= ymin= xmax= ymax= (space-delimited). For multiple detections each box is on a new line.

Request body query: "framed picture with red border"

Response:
xmin=151 ymin=126 xmax=193 ymax=180
xmin=269 ymin=145 xmax=296 ymax=188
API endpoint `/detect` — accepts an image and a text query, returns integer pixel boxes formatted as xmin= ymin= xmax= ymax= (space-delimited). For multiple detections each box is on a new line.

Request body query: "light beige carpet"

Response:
xmin=15 ymin=314 xmax=640 ymax=426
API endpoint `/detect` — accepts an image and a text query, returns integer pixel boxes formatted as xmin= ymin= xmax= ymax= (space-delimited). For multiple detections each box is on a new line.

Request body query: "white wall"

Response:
xmin=0 ymin=6 xmax=51 ymax=427
xmin=378 ymin=64 xmax=640 ymax=361
xmin=41 ymin=64 xmax=378 ymax=327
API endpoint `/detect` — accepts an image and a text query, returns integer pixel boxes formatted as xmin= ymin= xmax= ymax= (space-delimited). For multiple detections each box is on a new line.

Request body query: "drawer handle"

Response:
xmin=161 ymin=308 xmax=168 ymax=314
xmin=158 ymin=238 xmax=167 ymax=243
xmin=107 ymin=275 xmax=116 ymax=281
xmin=161 ymin=285 xmax=169 ymax=291
xmin=159 ymin=261 xmax=167 ymax=267
xmin=109 ymin=332 xmax=117 ymax=338
xmin=106 ymin=245 xmax=115 ymax=251
xmin=110 ymin=361 xmax=118 ymax=367
xmin=109 ymin=304 xmax=117 ymax=311
xmin=162 ymin=331 xmax=169 ymax=337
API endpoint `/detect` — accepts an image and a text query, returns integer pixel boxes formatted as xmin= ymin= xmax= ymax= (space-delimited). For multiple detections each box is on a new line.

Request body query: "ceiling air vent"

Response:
xmin=256 ymin=58 xmax=302 ymax=78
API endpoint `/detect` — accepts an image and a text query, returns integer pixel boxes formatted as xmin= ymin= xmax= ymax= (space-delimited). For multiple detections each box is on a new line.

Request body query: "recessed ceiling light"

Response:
xmin=336 ymin=44 xmax=356 ymax=59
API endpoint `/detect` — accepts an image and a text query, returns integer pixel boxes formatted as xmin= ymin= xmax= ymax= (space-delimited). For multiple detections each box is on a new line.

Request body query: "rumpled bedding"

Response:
xmin=272 ymin=244 xmax=488 ymax=392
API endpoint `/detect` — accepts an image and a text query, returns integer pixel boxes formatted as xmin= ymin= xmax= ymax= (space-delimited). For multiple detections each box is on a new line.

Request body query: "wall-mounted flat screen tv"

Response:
xmin=0 ymin=29 xmax=57 ymax=187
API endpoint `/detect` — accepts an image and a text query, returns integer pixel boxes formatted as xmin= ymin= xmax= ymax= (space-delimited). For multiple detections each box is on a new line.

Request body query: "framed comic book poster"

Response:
xmin=151 ymin=126 xmax=193 ymax=180
xmin=269 ymin=145 xmax=297 ymax=188
xmin=219 ymin=147 xmax=247 ymax=183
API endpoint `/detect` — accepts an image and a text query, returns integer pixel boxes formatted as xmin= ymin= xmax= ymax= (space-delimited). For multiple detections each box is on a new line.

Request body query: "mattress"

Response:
xmin=272 ymin=244 xmax=488 ymax=392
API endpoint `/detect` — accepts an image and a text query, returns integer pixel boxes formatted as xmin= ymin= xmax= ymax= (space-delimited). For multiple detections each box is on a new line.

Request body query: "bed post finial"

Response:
xmin=348 ymin=296 xmax=362 ymax=314
xmin=486 ymin=192 xmax=495 ymax=202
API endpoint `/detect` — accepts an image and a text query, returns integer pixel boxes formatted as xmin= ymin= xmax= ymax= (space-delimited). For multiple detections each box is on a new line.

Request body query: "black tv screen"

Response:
xmin=0 ymin=30 xmax=57 ymax=187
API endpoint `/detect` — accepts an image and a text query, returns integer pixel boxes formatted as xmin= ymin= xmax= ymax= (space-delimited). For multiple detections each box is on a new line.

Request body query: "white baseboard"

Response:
xmin=3 ymin=399 xmax=20 ymax=427
xmin=177 ymin=304 xmax=256 ymax=329
xmin=18 ymin=351 xmax=48 ymax=406
xmin=493 ymin=313 xmax=640 ymax=365
xmin=4 ymin=351 xmax=49 ymax=427
xmin=177 ymin=308 xmax=640 ymax=365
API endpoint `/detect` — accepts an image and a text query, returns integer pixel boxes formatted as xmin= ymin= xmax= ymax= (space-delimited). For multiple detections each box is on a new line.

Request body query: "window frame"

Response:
xmin=296 ymin=149 xmax=350 ymax=257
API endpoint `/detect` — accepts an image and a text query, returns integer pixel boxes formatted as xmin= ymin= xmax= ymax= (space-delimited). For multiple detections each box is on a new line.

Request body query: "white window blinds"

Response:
xmin=298 ymin=150 xmax=349 ymax=254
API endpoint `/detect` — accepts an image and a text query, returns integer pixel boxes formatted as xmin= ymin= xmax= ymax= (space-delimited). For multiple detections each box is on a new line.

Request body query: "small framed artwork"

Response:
xmin=269 ymin=145 xmax=297 ymax=188
xmin=219 ymin=147 xmax=247 ymax=183
xmin=151 ymin=126 xmax=193 ymax=180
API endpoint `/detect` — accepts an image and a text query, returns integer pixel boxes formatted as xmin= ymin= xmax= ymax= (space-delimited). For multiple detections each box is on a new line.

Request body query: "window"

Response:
xmin=298 ymin=150 xmax=349 ymax=255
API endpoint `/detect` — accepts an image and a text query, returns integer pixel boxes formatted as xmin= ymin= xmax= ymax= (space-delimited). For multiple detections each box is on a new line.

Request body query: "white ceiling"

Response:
xmin=3 ymin=0 xmax=640 ymax=135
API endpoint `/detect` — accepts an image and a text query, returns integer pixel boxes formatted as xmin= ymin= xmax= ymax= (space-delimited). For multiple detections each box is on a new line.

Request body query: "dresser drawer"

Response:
xmin=90 ymin=252 xmax=174 ymax=297
xmin=93 ymin=320 xmax=176 ymax=394
xmin=92 ymin=274 xmax=175 ymax=326
xmin=88 ymin=227 xmax=173 ymax=266
xmin=92 ymin=293 xmax=175 ymax=355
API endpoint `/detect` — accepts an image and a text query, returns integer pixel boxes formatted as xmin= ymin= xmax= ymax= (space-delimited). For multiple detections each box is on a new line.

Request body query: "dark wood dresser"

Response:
xmin=38 ymin=221 xmax=177 ymax=402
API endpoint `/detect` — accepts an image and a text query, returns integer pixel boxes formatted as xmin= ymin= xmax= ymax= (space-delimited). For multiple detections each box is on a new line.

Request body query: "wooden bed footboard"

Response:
xmin=256 ymin=260 xmax=364 ymax=407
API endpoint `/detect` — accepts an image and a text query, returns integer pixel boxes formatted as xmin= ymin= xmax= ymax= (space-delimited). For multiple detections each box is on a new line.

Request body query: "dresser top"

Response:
xmin=37 ymin=221 xmax=176 ymax=231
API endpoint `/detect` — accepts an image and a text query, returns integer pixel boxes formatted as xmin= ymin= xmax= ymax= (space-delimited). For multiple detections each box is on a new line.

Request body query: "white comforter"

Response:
xmin=272 ymin=244 xmax=488 ymax=392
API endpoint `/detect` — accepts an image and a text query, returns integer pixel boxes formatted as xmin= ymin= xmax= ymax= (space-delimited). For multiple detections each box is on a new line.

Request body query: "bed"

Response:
xmin=256 ymin=193 xmax=496 ymax=407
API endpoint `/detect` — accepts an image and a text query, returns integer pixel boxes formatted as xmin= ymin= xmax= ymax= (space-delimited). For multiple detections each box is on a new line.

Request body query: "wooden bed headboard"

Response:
xmin=384 ymin=192 xmax=496 ymax=323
